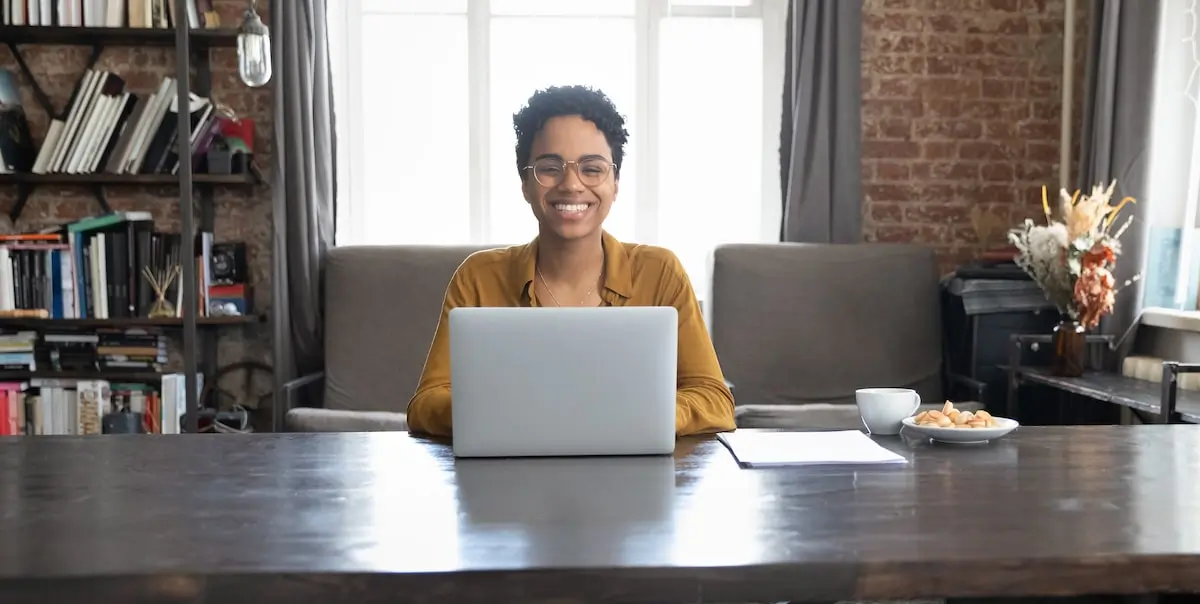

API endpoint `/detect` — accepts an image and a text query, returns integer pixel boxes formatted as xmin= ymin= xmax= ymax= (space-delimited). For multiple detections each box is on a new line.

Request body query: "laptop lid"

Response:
xmin=449 ymin=306 xmax=678 ymax=458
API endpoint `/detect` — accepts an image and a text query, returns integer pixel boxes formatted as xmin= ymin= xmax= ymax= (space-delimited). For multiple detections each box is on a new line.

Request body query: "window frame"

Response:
xmin=332 ymin=0 xmax=783 ymax=248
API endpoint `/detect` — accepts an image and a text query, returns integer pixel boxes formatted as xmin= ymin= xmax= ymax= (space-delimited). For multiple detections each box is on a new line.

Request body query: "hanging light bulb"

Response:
xmin=237 ymin=0 xmax=272 ymax=88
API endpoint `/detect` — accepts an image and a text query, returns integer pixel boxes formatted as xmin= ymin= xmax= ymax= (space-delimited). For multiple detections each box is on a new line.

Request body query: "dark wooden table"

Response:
xmin=0 ymin=427 xmax=1198 ymax=603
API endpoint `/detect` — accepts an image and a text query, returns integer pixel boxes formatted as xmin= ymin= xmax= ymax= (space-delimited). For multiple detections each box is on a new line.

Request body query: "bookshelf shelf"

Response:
xmin=0 ymin=316 xmax=263 ymax=329
xmin=0 ymin=26 xmax=239 ymax=48
xmin=0 ymin=369 xmax=164 ymax=382
xmin=0 ymin=173 xmax=255 ymax=186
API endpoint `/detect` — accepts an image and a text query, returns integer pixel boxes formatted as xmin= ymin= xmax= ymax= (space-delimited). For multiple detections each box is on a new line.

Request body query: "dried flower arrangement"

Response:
xmin=1007 ymin=181 xmax=1137 ymax=329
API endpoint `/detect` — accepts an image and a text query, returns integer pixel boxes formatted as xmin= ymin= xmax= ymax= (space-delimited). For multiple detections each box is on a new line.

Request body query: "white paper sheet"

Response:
xmin=717 ymin=430 xmax=909 ymax=468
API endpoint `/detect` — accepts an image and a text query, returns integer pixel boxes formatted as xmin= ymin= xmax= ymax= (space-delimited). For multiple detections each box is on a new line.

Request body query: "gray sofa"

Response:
xmin=708 ymin=243 xmax=984 ymax=430
xmin=283 ymin=245 xmax=491 ymax=432
xmin=283 ymin=242 xmax=984 ymax=432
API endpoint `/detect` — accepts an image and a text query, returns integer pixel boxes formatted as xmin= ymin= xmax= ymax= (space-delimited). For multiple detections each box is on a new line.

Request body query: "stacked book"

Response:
xmin=31 ymin=71 xmax=228 ymax=176
xmin=2 ymin=0 xmax=223 ymax=28
xmin=0 ymin=213 xmax=214 ymax=320
xmin=0 ymin=374 xmax=200 ymax=435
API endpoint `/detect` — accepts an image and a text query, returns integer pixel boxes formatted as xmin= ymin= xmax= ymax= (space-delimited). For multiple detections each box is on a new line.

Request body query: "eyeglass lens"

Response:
xmin=532 ymin=159 xmax=611 ymax=187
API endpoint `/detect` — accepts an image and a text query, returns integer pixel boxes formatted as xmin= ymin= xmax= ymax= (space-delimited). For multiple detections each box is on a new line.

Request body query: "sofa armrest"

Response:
xmin=945 ymin=372 xmax=986 ymax=404
xmin=275 ymin=372 xmax=325 ymax=433
xmin=286 ymin=408 xmax=408 ymax=432
xmin=283 ymin=372 xmax=324 ymax=411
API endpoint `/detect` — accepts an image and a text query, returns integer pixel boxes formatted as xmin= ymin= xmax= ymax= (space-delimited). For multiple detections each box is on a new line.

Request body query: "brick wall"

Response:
xmin=861 ymin=0 xmax=1087 ymax=272
xmin=0 ymin=1 xmax=274 ymax=412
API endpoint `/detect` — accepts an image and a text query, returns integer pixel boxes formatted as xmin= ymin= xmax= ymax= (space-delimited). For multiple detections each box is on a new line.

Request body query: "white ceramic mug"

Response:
xmin=855 ymin=387 xmax=921 ymax=436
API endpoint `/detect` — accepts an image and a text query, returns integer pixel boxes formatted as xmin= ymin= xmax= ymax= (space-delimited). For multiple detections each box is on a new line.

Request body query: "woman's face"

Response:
xmin=522 ymin=115 xmax=619 ymax=242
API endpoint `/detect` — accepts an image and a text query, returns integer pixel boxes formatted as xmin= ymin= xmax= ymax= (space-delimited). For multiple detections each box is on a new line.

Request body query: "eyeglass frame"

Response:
xmin=520 ymin=156 xmax=617 ymax=188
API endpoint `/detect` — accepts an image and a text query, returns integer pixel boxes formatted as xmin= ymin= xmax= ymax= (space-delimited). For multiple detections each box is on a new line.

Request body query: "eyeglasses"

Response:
xmin=522 ymin=158 xmax=614 ymax=188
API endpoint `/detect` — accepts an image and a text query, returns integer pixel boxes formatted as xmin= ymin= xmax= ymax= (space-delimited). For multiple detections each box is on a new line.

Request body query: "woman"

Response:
xmin=406 ymin=85 xmax=735 ymax=437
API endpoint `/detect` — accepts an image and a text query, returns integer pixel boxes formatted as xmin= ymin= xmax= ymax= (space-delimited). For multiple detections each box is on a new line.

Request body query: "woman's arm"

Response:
xmin=659 ymin=255 xmax=737 ymax=436
xmin=406 ymin=266 xmax=476 ymax=436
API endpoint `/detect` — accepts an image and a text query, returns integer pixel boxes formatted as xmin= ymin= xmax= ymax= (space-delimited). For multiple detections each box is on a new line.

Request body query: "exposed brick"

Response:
xmin=905 ymin=203 xmax=971 ymax=223
xmin=864 ymin=140 xmax=922 ymax=159
xmin=870 ymin=203 xmax=905 ymax=224
xmin=876 ymin=161 xmax=912 ymax=181
xmin=861 ymin=0 xmax=1083 ymax=272
xmin=922 ymin=141 xmax=959 ymax=159
xmin=0 ymin=0 xmax=274 ymax=424
xmin=873 ymin=226 xmax=922 ymax=242
xmin=981 ymin=163 xmax=1015 ymax=182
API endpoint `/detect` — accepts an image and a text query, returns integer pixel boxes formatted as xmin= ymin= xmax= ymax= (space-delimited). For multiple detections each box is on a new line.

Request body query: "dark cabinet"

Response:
xmin=941 ymin=276 xmax=1060 ymax=410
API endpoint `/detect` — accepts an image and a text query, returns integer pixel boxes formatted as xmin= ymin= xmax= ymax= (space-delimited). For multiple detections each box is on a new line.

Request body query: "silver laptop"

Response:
xmin=449 ymin=306 xmax=678 ymax=458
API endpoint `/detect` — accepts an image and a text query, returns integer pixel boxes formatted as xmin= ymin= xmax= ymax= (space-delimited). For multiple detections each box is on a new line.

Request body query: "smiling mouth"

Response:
xmin=551 ymin=202 xmax=593 ymax=215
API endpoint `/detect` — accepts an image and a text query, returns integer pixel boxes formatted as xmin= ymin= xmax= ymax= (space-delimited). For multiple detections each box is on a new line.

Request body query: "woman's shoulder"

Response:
xmin=457 ymin=242 xmax=530 ymax=275
xmin=616 ymin=240 xmax=688 ymax=282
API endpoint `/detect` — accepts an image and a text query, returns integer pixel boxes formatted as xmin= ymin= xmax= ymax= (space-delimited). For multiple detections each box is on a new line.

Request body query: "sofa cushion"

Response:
xmin=709 ymin=243 xmax=944 ymax=408
xmin=324 ymin=245 xmax=496 ymax=412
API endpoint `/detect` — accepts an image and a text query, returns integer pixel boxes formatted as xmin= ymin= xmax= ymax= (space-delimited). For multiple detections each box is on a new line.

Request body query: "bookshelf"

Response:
xmin=0 ymin=25 xmax=240 ymax=47
xmin=0 ymin=5 xmax=261 ymax=434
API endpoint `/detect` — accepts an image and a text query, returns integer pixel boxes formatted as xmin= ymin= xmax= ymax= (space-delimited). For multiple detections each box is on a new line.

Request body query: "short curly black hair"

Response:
xmin=512 ymin=85 xmax=629 ymax=180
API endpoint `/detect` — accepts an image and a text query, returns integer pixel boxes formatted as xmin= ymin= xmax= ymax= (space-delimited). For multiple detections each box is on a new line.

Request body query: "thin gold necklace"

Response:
xmin=536 ymin=266 xmax=600 ymax=307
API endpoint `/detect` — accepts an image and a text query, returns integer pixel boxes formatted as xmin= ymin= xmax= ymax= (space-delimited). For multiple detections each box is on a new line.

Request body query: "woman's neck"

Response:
xmin=536 ymin=231 xmax=605 ymax=287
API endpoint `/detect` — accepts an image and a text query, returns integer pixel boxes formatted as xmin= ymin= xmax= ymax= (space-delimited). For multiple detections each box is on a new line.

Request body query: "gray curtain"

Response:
xmin=1076 ymin=0 xmax=1160 ymax=352
xmin=779 ymin=0 xmax=862 ymax=243
xmin=271 ymin=0 xmax=337 ymax=431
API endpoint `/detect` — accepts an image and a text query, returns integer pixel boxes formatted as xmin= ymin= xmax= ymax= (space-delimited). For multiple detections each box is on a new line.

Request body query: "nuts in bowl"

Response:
xmin=904 ymin=401 xmax=1018 ymax=443
xmin=912 ymin=401 xmax=998 ymax=429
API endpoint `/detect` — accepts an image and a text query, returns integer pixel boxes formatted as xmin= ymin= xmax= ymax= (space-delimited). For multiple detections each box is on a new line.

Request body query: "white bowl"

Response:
xmin=900 ymin=416 xmax=1019 ymax=444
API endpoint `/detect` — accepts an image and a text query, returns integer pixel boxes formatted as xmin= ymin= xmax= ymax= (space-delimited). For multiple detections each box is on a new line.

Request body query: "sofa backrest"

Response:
xmin=323 ymin=245 xmax=495 ymax=412
xmin=708 ymin=243 xmax=944 ymax=407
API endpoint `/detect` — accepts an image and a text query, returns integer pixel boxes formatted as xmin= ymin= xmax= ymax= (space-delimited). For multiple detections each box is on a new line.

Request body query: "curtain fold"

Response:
xmin=1075 ymin=0 xmax=1160 ymax=352
xmin=779 ymin=0 xmax=863 ymax=243
xmin=271 ymin=0 xmax=337 ymax=431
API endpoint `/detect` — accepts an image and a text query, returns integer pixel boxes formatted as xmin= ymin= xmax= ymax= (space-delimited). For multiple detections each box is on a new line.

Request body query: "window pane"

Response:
xmin=488 ymin=17 xmax=638 ymax=245
xmin=360 ymin=15 xmax=470 ymax=245
xmin=657 ymin=17 xmax=764 ymax=295
xmin=490 ymin=0 xmax=636 ymax=16
xmin=361 ymin=0 xmax=466 ymax=14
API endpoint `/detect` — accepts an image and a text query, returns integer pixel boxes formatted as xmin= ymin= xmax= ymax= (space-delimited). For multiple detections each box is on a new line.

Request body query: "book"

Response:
xmin=717 ymin=430 xmax=909 ymax=468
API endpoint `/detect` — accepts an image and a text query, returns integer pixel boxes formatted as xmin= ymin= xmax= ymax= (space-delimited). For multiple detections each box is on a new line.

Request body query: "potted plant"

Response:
xmin=1008 ymin=181 xmax=1137 ymax=377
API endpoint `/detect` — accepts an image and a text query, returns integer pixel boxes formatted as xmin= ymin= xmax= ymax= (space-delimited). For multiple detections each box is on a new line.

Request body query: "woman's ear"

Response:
xmin=522 ymin=177 xmax=536 ymax=205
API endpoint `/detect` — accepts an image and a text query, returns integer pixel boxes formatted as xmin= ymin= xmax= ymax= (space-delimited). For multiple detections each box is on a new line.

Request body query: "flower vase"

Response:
xmin=1051 ymin=319 xmax=1086 ymax=377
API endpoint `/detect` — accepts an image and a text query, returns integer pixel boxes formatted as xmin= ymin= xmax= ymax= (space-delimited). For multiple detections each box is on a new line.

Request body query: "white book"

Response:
xmin=88 ymin=236 xmax=102 ymax=319
xmin=31 ymin=119 xmax=64 ymax=174
xmin=68 ymin=94 xmax=111 ymax=173
xmin=64 ymin=71 xmax=111 ymax=172
xmin=96 ymin=234 xmax=108 ymax=319
xmin=0 ymin=248 xmax=12 ymax=312
xmin=124 ymin=77 xmax=173 ymax=173
xmin=85 ymin=93 xmax=128 ymax=172
xmin=68 ymin=78 xmax=118 ymax=174
xmin=106 ymin=0 xmax=125 ymax=26
xmin=50 ymin=70 xmax=100 ymax=173
xmin=717 ymin=431 xmax=909 ymax=468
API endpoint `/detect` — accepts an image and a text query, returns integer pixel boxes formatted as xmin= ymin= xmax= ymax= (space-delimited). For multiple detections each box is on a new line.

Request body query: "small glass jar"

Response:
xmin=1051 ymin=318 xmax=1086 ymax=377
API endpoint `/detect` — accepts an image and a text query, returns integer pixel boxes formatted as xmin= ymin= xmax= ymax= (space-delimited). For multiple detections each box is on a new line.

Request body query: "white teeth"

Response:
xmin=553 ymin=203 xmax=589 ymax=212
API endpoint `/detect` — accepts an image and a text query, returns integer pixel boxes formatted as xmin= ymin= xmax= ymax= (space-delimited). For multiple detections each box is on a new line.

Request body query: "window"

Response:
xmin=1144 ymin=0 xmax=1200 ymax=311
xmin=328 ymin=0 xmax=786 ymax=298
